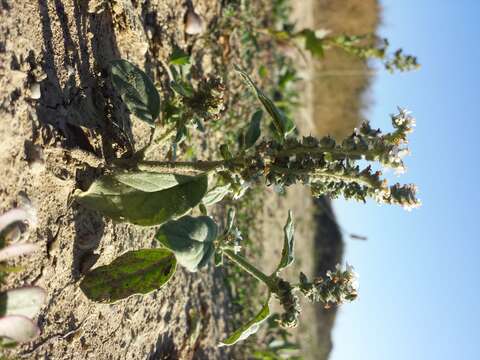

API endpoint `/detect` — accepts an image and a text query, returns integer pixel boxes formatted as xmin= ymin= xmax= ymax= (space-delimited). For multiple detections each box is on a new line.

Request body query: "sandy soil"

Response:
xmin=0 ymin=1 xmax=232 ymax=358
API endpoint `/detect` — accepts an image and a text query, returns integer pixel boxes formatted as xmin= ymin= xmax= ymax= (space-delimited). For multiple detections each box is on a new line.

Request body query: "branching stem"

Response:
xmin=222 ymin=249 xmax=275 ymax=288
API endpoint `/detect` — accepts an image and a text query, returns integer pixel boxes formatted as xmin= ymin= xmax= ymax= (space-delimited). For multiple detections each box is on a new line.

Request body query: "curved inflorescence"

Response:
xmin=228 ymin=108 xmax=420 ymax=210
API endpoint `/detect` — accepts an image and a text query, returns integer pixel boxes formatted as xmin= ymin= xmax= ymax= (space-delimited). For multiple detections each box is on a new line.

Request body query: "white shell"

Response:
xmin=185 ymin=9 xmax=204 ymax=35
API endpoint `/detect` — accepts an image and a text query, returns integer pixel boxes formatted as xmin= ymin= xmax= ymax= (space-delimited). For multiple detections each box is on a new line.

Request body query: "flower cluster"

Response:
xmin=328 ymin=35 xmax=420 ymax=73
xmin=272 ymin=264 xmax=358 ymax=330
xmin=385 ymin=48 xmax=420 ymax=73
xmin=275 ymin=279 xmax=301 ymax=329
xmin=184 ymin=77 xmax=226 ymax=122
xmin=298 ymin=263 xmax=359 ymax=308
xmin=245 ymin=108 xmax=420 ymax=210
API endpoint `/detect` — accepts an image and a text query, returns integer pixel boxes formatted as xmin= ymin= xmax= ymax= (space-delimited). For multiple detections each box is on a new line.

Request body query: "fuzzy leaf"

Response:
xmin=80 ymin=249 xmax=176 ymax=303
xmin=0 ymin=287 xmax=46 ymax=318
xmin=301 ymin=29 xmax=325 ymax=58
xmin=76 ymin=173 xmax=208 ymax=226
xmin=202 ymin=184 xmax=232 ymax=207
xmin=224 ymin=208 xmax=236 ymax=235
xmin=219 ymin=144 xmax=233 ymax=161
xmin=110 ymin=60 xmax=160 ymax=125
xmin=244 ymin=109 xmax=263 ymax=149
xmin=113 ymin=171 xmax=194 ymax=193
xmin=276 ymin=210 xmax=295 ymax=272
xmin=220 ymin=296 xmax=271 ymax=346
xmin=170 ymin=81 xmax=194 ymax=98
xmin=155 ymin=216 xmax=218 ymax=272
xmin=0 ymin=316 xmax=39 ymax=343
xmin=235 ymin=67 xmax=295 ymax=139
xmin=169 ymin=47 xmax=190 ymax=66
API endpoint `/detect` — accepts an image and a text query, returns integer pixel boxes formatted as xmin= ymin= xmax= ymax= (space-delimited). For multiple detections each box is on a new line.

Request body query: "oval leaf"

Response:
xmin=110 ymin=59 xmax=160 ymax=125
xmin=224 ymin=208 xmax=236 ymax=236
xmin=276 ymin=210 xmax=295 ymax=272
xmin=220 ymin=296 xmax=271 ymax=346
xmin=76 ymin=173 xmax=208 ymax=226
xmin=155 ymin=216 xmax=218 ymax=272
xmin=300 ymin=29 xmax=325 ymax=58
xmin=202 ymin=184 xmax=232 ymax=207
xmin=235 ymin=67 xmax=295 ymax=139
xmin=80 ymin=249 xmax=177 ymax=303
xmin=114 ymin=171 xmax=195 ymax=193
xmin=169 ymin=47 xmax=190 ymax=66
xmin=0 ymin=316 xmax=40 ymax=343
xmin=244 ymin=109 xmax=263 ymax=149
xmin=0 ymin=287 xmax=46 ymax=318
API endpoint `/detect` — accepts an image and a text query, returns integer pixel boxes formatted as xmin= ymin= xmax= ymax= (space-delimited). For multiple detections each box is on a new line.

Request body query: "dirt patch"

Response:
xmin=0 ymin=1 xmax=232 ymax=358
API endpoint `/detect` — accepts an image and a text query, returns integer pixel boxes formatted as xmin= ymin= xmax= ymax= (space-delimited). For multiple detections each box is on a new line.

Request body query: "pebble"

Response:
xmin=30 ymin=82 xmax=41 ymax=99
xmin=185 ymin=8 xmax=204 ymax=35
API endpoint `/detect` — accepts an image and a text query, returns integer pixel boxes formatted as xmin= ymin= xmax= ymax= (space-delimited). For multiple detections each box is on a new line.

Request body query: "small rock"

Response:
xmin=30 ymin=82 xmax=41 ymax=99
xmin=25 ymin=142 xmax=45 ymax=174
xmin=3 ymin=224 xmax=22 ymax=243
xmin=185 ymin=8 xmax=204 ymax=35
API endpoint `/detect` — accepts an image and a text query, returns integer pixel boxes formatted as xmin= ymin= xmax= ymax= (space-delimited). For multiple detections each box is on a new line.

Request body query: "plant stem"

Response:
xmin=275 ymin=145 xmax=377 ymax=160
xmin=269 ymin=164 xmax=380 ymax=188
xmin=136 ymin=159 xmax=226 ymax=175
xmin=223 ymin=249 xmax=274 ymax=288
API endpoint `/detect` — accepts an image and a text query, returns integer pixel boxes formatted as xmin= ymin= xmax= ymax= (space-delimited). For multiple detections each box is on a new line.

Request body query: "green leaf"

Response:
xmin=220 ymin=296 xmax=271 ymax=346
xmin=76 ymin=172 xmax=208 ymax=226
xmin=155 ymin=216 xmax=218 ymax=272
xmin=224 ymin=208 xmax=236 ymax=235
xmin=214 ymin=252 xmax=223 ymax=267
xmin=219 ymin=144 xmax=233 ymax=161
xmin=202 ymin=184 xmax=232 ymax=207
xmin=198 ymin=203 xmax=208 ymax=216
xmin=301 ymin=29 xmax=325 ymax=58
xmin=114 ymin=171 xmax=195 ymax=193
xmin=244 ymin=109 xmax=263 ymax=149
xmin=174 ymin=124 xmax=188 ymax=144
xmin=80 ymin=249 xmax=176 ymax=303
xmin=170 ymin=81 xmax=194 ymax=98
xmin=235 ymin=67 xmax=295 ymax=140
xmin=110 ymin=60 xmax=160 ymax=125
xmin=0 ymin=287 xmax=46 ymax=318
xmin=276 ymin=210 xmax=295 ymax=272
xmin=169 ymin=47 xmax=190 ymax=66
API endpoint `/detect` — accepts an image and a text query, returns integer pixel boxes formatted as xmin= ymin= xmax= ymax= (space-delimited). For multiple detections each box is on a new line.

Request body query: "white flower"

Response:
xmin=232 ymin=227 xmax=243 ymax=242
xmin=315 ymin=28 xmax=331 ymax=39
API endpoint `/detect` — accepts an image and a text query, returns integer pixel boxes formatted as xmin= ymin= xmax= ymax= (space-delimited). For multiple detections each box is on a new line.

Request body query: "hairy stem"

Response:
xmin=275 ymin=145 xmax=378 ymax=160
xmin=269 ymin=164 xmax=382 ymax=188
xmin=223 ymin=249 xmax=274 ymax=288
xmin=136 ymin=160 xmax=226 ymax=175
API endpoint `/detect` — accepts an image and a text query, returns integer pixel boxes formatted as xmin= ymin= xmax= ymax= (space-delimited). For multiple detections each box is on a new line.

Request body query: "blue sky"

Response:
xmin=330 ymin=1 xmax=480 ymax=359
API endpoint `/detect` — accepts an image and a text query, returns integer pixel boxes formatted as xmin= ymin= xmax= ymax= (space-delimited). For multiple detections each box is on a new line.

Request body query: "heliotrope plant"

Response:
xmin=74 ymin=51 xmax=419 ymax=345
xmin=272 ymin=30 xmax=420 ymax=73
xmin=80 ymin=210 xmax=358 ymax=345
